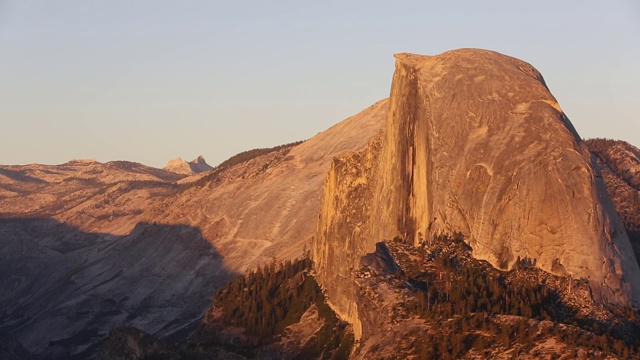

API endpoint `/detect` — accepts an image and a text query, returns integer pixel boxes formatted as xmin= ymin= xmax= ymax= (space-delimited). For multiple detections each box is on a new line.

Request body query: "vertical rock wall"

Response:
xmin=312 ymin=49 xmax=640 ymax=340
xmin=312 ymin=139 xmax=381 ymax=340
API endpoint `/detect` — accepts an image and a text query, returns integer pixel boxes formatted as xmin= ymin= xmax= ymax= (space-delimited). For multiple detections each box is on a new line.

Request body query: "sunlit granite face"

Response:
xmin=313 ymin=49 xmax=640 ymax=343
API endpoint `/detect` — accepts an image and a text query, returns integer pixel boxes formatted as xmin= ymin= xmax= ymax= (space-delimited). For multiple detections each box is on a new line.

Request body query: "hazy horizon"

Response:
xmin=1 ymin=1 xmax=639 ymax=168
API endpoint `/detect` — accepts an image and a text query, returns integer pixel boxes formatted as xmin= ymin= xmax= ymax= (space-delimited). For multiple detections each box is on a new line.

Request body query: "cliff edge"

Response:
xmin=312 ymin=49 xmax=640 ymax=340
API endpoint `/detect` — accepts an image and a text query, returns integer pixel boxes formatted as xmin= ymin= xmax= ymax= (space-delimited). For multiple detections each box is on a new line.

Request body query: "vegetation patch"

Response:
xmin=209 ymin=257 xmax=353 ymax=359
xmin=381 ymin=234 xmax=640 ymax=359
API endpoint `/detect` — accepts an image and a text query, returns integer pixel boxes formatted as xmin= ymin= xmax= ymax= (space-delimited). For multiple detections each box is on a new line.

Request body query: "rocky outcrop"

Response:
xmin=163 ymin=157 xmax=189 ymax=174
xmin=164 ymin=155 xmax=213 ymax=174
xmin=312 ymin=49 xmax=640 ymax=341
xmin=189 ymin=155 xmax=213 ymax=173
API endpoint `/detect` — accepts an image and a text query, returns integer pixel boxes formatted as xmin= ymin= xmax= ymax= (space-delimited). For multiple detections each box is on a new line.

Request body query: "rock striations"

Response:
xmin=312 ymin=49 xmax=640 ymax=340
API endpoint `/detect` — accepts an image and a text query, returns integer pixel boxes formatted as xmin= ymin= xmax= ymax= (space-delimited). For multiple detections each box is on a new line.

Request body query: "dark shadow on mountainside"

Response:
xmin=0 ymin=218 xmax=235 ymax=359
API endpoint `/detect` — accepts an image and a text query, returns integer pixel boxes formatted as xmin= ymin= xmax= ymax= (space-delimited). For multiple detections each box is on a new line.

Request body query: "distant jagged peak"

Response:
xmin=192 ymin=155 xmax=207 ymax=164
xmin=188 ymin=155 xmax=212 ymax=173
xmin=165 ymin=157 xmax=185 ymax=166
xmin=163 ymin=155 xmax=212 ymax=174
xmin=164 ymin=157 xmax=191 ymax=174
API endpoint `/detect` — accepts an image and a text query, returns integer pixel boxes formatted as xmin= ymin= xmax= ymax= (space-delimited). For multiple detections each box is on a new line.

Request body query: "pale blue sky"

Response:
xmin=1 ymin=1 xmax=639 ymax=167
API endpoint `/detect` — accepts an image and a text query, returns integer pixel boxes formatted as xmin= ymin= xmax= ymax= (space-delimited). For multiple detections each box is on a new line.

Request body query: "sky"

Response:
xmin=1 ymin=1 xmax=639 ymax=168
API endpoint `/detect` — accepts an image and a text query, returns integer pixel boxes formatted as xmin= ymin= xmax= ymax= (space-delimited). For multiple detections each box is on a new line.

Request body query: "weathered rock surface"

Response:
xmin=312 ymin=49 xmax=640 ymax=341
xmin=145 ymin=99 xmax=388 ymax=273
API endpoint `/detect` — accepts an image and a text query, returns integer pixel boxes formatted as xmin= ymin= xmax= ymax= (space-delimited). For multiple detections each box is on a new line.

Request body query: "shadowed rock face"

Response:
xmin=312 ymin=49 xmax=640 ymax=340
xmin=0 ymin=219 xmax=228 ymax=359
xmin=587 ymin=138 xmax=640 ymax=260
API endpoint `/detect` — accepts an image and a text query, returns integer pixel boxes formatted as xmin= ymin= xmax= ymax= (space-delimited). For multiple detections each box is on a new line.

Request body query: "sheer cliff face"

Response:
xmin=313 ymin=49 xmax=640 ymax=339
